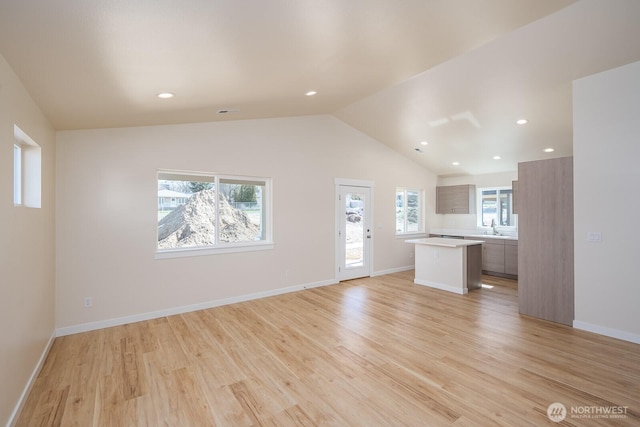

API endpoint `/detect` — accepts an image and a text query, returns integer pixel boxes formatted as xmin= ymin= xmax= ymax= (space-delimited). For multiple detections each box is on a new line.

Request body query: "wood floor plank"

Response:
xmin=263 ymin=404 xmax=316 ymax=427
xmin=15 ymin=273 xmax=640 ymax=426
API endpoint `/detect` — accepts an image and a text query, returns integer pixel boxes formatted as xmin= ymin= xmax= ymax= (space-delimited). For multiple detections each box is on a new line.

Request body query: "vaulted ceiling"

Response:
xmin=2 ymin=0 xmax=640 ymax=176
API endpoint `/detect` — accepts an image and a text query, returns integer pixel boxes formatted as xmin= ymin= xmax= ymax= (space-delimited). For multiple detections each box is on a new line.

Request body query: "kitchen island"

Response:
xmin=406 ymin=237 xmax=484 ymax=294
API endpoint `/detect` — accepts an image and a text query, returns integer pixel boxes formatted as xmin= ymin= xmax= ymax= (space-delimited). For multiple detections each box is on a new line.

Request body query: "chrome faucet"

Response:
xmin=490 ymin=219 xmax=499 ymax=235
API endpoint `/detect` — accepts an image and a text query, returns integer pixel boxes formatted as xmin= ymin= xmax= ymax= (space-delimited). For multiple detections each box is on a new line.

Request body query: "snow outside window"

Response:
xmin=396 ymin=188 xmax=423 ymax=235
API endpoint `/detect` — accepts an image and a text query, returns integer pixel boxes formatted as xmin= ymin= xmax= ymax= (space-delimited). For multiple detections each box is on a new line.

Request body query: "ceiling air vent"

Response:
xmin=217 ymin=108 xmax=240 ymax=115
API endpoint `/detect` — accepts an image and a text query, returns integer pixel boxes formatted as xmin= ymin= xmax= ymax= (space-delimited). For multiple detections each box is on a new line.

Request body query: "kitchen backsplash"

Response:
xmin=430 ymin=227 xmax=518 ymax=238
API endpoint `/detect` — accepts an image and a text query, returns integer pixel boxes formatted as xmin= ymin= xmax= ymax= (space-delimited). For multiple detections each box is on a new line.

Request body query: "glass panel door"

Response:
xmin=338 ymin=185 xmax=371 ymax=280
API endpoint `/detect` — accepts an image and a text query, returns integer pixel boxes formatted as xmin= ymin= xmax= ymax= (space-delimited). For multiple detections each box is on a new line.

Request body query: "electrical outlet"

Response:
xmin=83 ymin=297 xmax=93 ymax=308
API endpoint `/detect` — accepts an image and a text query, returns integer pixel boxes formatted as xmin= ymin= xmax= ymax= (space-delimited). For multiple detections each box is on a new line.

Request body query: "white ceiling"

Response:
xmin=2 ymin=0 xmax=640 ymax=176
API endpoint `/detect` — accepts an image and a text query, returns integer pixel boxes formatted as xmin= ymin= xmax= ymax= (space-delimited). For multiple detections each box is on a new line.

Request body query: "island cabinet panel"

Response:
xmin=436 ymin=185 xmax=476 ymax=214
xmin=466 ymin=244 xmax=483 ymax=291
xmin=518 ymin=157 xmax=574 ymax=326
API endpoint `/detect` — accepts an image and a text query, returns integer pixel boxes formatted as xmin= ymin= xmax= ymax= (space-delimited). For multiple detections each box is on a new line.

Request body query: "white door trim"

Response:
xmin=335 ymin=178 xmax=375 ymax=187
xmin=335 ymin=179 xmax=374 ymax=281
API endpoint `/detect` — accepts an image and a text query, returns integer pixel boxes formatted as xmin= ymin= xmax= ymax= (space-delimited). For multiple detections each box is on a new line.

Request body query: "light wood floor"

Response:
xmin=17 ymin=272 xmax=640 ymax=426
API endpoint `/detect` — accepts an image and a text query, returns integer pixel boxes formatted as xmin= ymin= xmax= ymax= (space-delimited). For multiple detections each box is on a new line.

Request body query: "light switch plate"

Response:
xmin=587 ymin=232 xmax=602 ymax=242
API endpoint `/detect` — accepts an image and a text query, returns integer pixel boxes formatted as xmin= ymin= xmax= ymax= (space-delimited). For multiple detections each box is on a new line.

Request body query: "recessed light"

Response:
xmin=452 ymin=162 xmax=460 ymax=166
xmin=493 ymin=156 xmax=501 ymax=160
xmin=420 ymin=141 xmax=429 ymax=146
xmin=305 ymin=91 xmax=317 ymax=96
xmin=544 ymin=148 xmax=555 ymax=153
xmin=516 ymin=119 xmax=528 ymax=125
xmin=157 ymin=92 xmax=174 ymax=99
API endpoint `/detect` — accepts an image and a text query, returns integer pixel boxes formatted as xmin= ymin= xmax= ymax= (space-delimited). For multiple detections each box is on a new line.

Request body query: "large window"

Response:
xmin=157 ymin=171 xmax=272 ymax=257
xmin=479 ymin=187 xmax=515 ymax=228
xmin=396 ymin=188 xmax=423 ymax=235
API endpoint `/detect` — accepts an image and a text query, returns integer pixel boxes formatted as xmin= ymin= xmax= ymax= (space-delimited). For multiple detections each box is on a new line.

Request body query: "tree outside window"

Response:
xmin=396 ymin=188 xmax=423 ymax=235
xmin=479 ymin=188 xmax=515 ymax=227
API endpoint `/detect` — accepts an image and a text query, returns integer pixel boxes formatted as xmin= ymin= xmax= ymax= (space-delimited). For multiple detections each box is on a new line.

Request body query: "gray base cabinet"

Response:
xmin=464 ymin=236 xmax=518 ymax=279
xmin=504 ymin=240 xmax=518 ymax=276
xmin=483 ymin=241 xmax=505 ymax=272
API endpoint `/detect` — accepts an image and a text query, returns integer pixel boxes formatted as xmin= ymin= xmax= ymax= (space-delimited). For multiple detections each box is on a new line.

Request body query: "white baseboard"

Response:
xmin=573 ymin=320 xmax=640 ymax=344
xmin=7 ymin=331 xmax=56 ymax=427
xmin=414 ymin=278 xmax=467 ymax=295
xmin=56 ymin=278 xmax=338 ymax=337
xmin=372 ymin=265 xmax=414 ymax=277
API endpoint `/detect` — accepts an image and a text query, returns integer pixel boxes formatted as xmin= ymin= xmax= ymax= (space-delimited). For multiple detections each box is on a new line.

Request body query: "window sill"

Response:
xmin=478 ymin=227 xmax=517 ymax=232
xmin=396 ymin=232 xmax=427 ymax=239
xmin=155 ymin=241 xmax=274 ymax=259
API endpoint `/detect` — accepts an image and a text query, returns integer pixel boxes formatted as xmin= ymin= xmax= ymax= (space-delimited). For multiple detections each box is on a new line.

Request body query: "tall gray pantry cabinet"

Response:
xmin=517 ymin=157 xmax=574 ymax=326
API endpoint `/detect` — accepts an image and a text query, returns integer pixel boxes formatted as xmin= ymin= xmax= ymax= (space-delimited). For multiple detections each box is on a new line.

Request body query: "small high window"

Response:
xmin=396 ymin=188 xmax=424 ymax=235
xmin=13 ymin=125 xmax=41 ymax=208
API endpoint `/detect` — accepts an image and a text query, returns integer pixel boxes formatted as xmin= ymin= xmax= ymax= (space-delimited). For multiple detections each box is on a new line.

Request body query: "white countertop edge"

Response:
xmin=405 ymin=237 xmax=485 ymax=248
xmin=429 ymin=228 xmax=518 ymax=240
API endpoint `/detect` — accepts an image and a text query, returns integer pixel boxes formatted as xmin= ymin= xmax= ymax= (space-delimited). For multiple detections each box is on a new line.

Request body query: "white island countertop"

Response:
xmin=406 ymin=237 xmax=485 ymax=248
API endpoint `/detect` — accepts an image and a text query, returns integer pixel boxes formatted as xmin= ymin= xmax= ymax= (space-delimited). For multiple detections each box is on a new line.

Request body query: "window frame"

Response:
xmin=477 ymin=186 xmax=517 ymax=230
xmin=155 ymin=170 xmax=273 ymax=259
xmin=395 ymin=187 xmax=425 ymax=237
xmin=13 ymin=144 xmax=22 ymax=206
xmin=13 ymin=125 xmax=41 ymax=209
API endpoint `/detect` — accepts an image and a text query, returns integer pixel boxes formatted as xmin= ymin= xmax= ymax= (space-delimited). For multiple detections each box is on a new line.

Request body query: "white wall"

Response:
xmin=55 ymin=115 xmax=436 ymax=331
xmin=573 ymin=60 xmax=640 ymax=343
xmin=433 ymin=171 xmax=517 ymax=231
xmin=0 ymin=54 xmax=56 ymax=424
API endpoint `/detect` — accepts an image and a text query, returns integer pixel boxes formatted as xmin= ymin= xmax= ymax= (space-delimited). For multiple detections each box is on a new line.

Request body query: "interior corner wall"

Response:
xmin=55 ymin=115 xmax=436 ymax=332
xmin=0 ymin=54 xmax=56 ymax=424
xmin=572 ymin=60 xmax=640 ymax=343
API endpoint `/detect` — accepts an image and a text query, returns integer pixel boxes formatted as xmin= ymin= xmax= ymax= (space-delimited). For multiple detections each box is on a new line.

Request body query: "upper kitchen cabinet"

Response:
xmin=512 ymin=180 xmax=519 ymax=214
xmin=518 ymin=157 xmax=574 ymax=326
xmin=436 ymin=184 xmax=476 ymax=214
